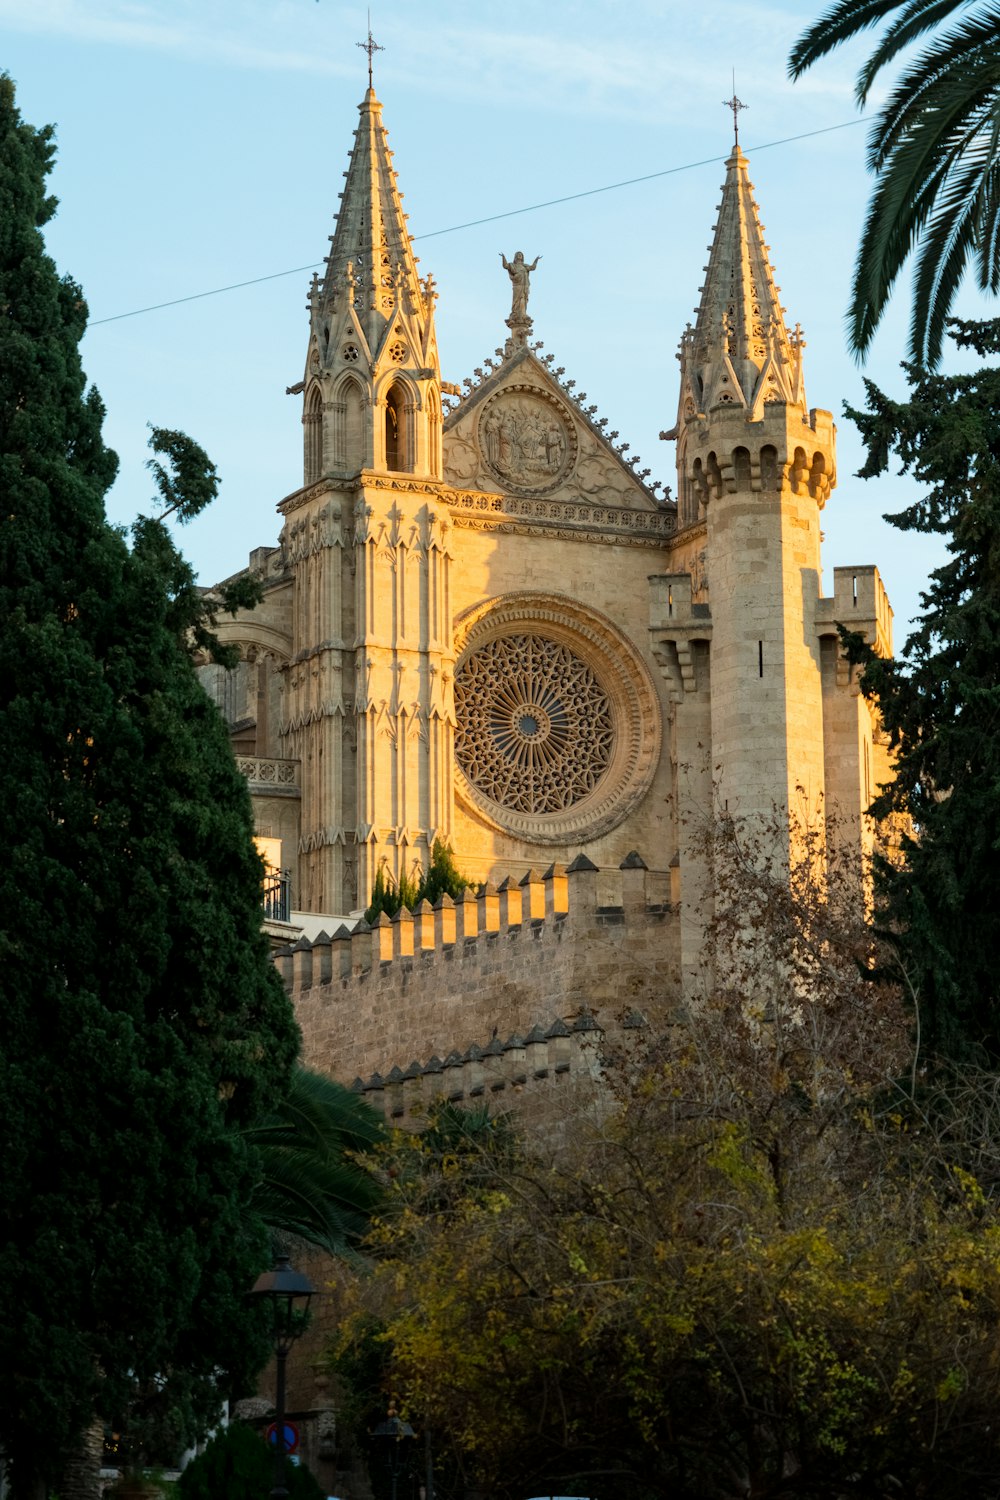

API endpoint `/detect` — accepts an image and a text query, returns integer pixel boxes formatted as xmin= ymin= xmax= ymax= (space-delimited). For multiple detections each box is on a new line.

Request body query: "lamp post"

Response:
xmin=250 ymin=1255 xmax=315 ymax=1500
xmin=371 ymin=1405 xmax=415 ymax=1500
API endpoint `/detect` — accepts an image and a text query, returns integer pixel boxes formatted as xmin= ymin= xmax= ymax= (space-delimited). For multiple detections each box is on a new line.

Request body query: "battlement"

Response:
xmin=817 ymin=564 xmax=894 ymax=657
xmin=349 ymin=1010 xmax=647 ymax=1139
xmin=275 ymin=854 xmax=678 ymax=1085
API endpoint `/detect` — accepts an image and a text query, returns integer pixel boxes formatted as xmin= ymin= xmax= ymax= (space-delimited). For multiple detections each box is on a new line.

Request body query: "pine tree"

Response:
xmin=0 ymin=77 xmax=300 ymax=1495
xmin=842 ymin=317 xmax=1000 ymax=1066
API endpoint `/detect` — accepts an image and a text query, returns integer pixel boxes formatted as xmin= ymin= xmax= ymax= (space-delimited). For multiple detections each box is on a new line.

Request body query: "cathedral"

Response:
xmin=204 ymin=80 xmax=894 ymax=1010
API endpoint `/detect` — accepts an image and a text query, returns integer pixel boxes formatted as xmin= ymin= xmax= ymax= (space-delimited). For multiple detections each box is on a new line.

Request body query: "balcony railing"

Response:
xmin=262 ymin=869 xmax=291 ymax=924
xmin=236 ymin=757 xmax=300 ymax=796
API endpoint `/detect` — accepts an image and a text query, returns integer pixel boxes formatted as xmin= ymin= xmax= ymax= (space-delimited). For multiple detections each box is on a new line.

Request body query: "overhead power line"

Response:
xmin=90 ymin=117 xmax=865 ymax=328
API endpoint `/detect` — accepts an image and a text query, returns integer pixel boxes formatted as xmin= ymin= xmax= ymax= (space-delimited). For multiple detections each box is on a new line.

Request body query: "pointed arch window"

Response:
xmin=304 ymin=385 xmax=323 ymax=483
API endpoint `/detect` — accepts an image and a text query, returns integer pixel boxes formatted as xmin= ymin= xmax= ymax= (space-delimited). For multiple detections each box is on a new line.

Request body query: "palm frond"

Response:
xmin=978 ymin=156 xmax=1000 ymax=293
xmin=856 ymin=0 xmax=974 ymax=103
xmin=791 ymin=0 xmax=1000 ymax=362
xmin=246 ymin=1066 xmax=385 ymax=1256
xmin=790 ymin=0 xmax=912 ymax=77
xmin=868 ymin=14 xmax=1000 ymax=169
xmin=911 ymin=142 xmax=997 ymax=361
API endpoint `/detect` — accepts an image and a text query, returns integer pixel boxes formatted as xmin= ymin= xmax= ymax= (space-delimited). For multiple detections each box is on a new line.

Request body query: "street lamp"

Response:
xmin=250 ymin=1255 xmax=315 ymax=1500
xmin=371 ymin=1404 xmax=415 ymax=1500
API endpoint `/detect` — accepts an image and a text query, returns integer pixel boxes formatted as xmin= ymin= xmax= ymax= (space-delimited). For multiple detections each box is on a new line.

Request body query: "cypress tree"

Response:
xmin=0 ymin=76 xmax=299 ymax=1493
xmin=365 ymin=841 xmax=469 ymax=922
xmin=843 ymin=317 xmax=1000 ymax=1066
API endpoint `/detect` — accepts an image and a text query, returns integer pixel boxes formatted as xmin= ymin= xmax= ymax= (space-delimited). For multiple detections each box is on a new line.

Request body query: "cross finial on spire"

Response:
xmin=357 ymin=12 xmax=384 ymax=88
xmin=722 ymin=79 xmax=748 ymax=146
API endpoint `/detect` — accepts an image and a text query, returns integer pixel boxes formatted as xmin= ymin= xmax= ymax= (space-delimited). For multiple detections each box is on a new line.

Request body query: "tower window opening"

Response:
xmin=853 ymin=573 xmax=858 ymax=607
xmin=385 ymin=382 xmax=409 ymax=472
xmin=758 ymin=640 xmax=764 ymax=678
xmin=304 ymin=386 xmax=323 ymax=483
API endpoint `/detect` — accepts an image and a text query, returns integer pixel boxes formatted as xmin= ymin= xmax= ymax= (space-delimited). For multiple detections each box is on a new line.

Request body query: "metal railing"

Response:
xmin=262 ymin=869 xmax=291 ymax=924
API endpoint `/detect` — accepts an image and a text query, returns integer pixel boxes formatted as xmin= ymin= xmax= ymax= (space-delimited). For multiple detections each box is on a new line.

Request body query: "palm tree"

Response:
xmin=790 ymin=2 xmax=1000 ymax=366
xmin=248 ymin=1065 xmax=385 ymax=1257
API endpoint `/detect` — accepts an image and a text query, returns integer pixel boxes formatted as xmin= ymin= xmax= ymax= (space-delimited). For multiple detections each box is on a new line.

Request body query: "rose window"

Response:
xmin=388 ymin=340 xmax=407 ymax=363
xmin=454 ymin=634 xmax=615 ymax=814
xmin=342 ymin=344 xmax=360 ymax=362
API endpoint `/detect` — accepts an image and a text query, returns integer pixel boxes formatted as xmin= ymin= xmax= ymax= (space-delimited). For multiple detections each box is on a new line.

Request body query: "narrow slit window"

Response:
xmin=758 ymin=640 xmax=764 ymax=678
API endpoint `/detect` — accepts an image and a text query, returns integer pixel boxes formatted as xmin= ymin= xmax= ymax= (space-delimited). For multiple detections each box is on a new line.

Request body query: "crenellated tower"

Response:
xmin=673 ymin=144 xmax=835 ymax=853
xmin=277 ymin=84 xmax=454 ymax=917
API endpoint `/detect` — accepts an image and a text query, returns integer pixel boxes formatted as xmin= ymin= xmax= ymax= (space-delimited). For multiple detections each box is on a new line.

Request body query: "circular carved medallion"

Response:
xmin=478 ymin=386 xmax=576 ymax=495
xmin=453 ymin=594 xmax=661 ymax=845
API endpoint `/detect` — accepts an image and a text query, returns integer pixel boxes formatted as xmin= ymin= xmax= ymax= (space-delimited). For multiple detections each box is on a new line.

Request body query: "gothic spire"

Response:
xmin=316 ymin=87 xmax=435 ymax=362
xmin=678 ymin=146 xmax=806 ymax=420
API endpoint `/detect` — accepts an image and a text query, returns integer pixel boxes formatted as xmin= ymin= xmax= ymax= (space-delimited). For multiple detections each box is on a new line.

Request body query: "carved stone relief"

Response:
xmin=477 ymin=386 xmax=577 ymax=496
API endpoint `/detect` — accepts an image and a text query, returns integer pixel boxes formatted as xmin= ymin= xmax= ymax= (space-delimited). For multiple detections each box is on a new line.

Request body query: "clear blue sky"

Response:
xmin=1 ymin=0 xmax=989 ymax=637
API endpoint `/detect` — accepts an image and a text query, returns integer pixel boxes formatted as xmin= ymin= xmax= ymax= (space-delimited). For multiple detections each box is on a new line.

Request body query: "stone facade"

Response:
xmin=207 ymin=88 xmax=894 ymax=1050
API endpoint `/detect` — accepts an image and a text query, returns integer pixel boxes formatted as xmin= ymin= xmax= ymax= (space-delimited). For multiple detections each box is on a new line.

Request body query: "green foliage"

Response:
xmin=0 ymin=77 xmax=300 ymax=1497
xmin=419 ymin=839 xmax=471 ymax=906
xmin=335 ymin=1028 xmax=1000 ymax=1500
xmin=840 ymin=317 xmax=1000 ymax=1065
xmin=790 ymin=2 xmax=1000 ymax=365
xmin=365 ymin=863 xmax=421 ymax=924
xmin=177 ymin=1422 xmax=324 ymax=1500
xmin=365 ymin=840 xmax=470 ymax=922
xmin=331 ymin=1103 xmax=518 ymax=1500
xmin=134 ymin=430 xmax=263 ymax=669
xmin=146 ymin=425 xmax=220 ymax=525
xmin=247 ymin=1065 xmax=385 ymax=1257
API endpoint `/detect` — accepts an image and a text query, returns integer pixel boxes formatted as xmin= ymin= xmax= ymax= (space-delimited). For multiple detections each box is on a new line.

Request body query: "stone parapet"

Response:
xmin=236 ymin=756 xmax=301 ymax=796
xmin=276 ymin=854 xmax=677 ymax=1084
xmin=352 ymin=1011 xmax=609 ymax=1125
xmin=817 ymin=565 xmax=893 ymax=658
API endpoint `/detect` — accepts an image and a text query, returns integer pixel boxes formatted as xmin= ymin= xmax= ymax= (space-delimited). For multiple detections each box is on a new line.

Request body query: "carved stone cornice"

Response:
xmin=299 ymin=825 xmax=356 ymax=853
xmin=278 ymin=472 xmax=676 ymax=548
xmin=448 ymin=489 xmax=675 ymax=546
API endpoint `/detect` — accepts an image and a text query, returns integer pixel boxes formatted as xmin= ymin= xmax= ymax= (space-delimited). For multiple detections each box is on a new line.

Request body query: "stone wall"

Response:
xmin=276 ymin=853 xmax=679 ymax=1087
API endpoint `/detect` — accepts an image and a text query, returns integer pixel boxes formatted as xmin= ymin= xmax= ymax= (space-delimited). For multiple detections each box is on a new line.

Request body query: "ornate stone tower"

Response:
xmin=278 ymin=85 xmax=453 ymax=914
xmin=673 ymin=143 xmax=835 ymax=854
xmin=300 ymin=86 xmax=443 ymax=483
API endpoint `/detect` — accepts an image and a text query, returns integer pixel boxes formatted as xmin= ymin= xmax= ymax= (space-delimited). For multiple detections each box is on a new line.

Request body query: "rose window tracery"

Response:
xmin=454 ymin=634 xmax=615 ymax=814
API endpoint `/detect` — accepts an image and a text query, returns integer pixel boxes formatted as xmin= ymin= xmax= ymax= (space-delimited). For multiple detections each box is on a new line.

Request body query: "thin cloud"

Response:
xmin=0 ymin=0 xmax=353 ymax=77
